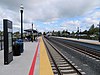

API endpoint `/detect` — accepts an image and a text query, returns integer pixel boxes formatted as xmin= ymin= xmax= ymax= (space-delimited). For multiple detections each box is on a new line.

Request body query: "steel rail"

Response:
xmin=48 ymin=37 xmax=100 ymax=60
xmin=43 ymin=37 xmax=82 ymax=75
xmin=43 ymin=38 xmax=62 ymax=75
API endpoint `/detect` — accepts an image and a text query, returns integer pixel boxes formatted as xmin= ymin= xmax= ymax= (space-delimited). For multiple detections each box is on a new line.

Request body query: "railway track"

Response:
xmin=46 ymin=37 xmax=100 ymax=60
xmin=43 ymin=37 xmax=84 ymax=75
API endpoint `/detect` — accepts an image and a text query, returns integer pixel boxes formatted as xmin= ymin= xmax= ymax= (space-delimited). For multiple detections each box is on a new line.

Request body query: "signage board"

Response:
xmin=3 ymin=19 xmax=13 ymax=65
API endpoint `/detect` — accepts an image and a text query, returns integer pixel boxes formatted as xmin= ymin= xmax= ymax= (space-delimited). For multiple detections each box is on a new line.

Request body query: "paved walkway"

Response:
xmin=0 ymin=41 xmax=39 ymax=75
xmin=0 ymin=37 xmax=55 ymax=75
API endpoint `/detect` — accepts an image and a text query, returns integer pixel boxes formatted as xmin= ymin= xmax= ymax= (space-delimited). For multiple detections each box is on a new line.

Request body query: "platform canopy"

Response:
xmin=24 ymin=29 xmax=38 ymax=33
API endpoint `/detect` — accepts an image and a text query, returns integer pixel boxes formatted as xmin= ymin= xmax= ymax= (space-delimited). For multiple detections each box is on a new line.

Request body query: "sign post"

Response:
xmin=3 ymin=19 xmax=13 ymax=65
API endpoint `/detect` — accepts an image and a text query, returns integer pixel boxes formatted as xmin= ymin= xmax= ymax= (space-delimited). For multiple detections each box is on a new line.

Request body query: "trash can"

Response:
xmin=13 ymin=42 xmax=21 ymax=56
xmin=16 ymin=39 xmax=24 ymax=53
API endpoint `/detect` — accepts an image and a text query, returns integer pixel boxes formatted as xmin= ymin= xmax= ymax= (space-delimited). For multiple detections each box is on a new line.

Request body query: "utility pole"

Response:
xmin=98 ymin=22 xmax=100 ymax=42
xmin=77 ymin=27 xmax=79 ymax=39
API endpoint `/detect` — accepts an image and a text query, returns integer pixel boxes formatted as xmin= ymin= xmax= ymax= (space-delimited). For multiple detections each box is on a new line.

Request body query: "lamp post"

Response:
xmin=20 ymin=4 xmax=24 ymax=40
xmin=32 ymin=23 xmax=33 ymax=31
xmin=20 ymin=4 xmax=24 ymax=51
xmin=31 ymin=23 xmax=33 ymax=35
xmin=31 ymin=23 xmax=33 ymax=42
xmin=0 ymin=31 xmax=2 ymax=50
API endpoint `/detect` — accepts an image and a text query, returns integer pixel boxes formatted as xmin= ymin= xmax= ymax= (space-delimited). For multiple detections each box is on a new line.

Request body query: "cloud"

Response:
xmin=61 ymin=20 xmax=80 ymax=27
xmin=83 ymin=18 xmax=98 ymax=26
xmin=91 ymin=11 xmax=100 ymax=19
xmin=26 ymin=0 xmax=100 ymax=21
xmin=0 ymin=0 xmax=100 ymax=21
xmin=0 ymin=0 xmax=100 ymax=32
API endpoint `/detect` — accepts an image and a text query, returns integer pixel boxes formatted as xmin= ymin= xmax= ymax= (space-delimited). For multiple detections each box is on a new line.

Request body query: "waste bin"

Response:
xmin=13 ymin=39 xmax=24 ymax=56
xmin=13 ymin=42 xmax=21 ymax=56
xmin=16 ymin=39 xmax=24 ymax=53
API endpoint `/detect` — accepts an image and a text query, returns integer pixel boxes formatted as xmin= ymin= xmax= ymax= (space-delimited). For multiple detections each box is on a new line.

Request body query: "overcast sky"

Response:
xmin=0 ymin=0 xmax=100 ymax=32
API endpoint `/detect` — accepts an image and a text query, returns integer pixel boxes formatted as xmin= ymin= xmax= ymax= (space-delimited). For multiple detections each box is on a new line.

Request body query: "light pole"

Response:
xmin=0 ymin=31 xmax=1 ymax=50
xmin=32 ymin=23 xmax=33 ymax=30
xmin=31 ymin=23 xmax=33 ymax=42
xmin=20 ymin=4 xmax=24 ymax=40
xmin=20 ymin=4 xmax=24 ymax=51
xmin=31 ymin=23 xmax=33 ymax=35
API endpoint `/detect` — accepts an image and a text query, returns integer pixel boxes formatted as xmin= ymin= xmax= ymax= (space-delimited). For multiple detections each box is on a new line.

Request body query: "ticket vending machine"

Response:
xmin=3 ymin=19 xmax=13 ymax=65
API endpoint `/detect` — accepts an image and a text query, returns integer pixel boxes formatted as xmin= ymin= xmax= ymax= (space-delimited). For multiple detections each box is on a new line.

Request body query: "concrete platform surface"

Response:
xmin=0 ymin=41 xmax=39 ymax=75
xmin=54 ymin=37 xmax=100 ymax=45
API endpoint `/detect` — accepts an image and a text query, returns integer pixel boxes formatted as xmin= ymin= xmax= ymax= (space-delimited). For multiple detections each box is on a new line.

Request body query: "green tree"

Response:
xmin=14 ymin=32 xmax=20 ymax=38
xmin=89 ymin=24 xmax=95 ymax=35
xmin=43 ymin=32 xmax=46 ymax=35
xmin=57 ymin=31 xmax=60 ymax=36
xmin=82 ymin=30 xmax=88 ymax=34
xmin=52 ymin=30 xmax=55 ymax=36
xmin=71 ymin=31 xmax=75 ymax=34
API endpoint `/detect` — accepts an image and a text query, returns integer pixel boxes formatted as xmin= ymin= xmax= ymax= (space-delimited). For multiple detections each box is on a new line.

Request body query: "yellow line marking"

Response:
xmin=40 ymin=37 xmax=54 ymax=75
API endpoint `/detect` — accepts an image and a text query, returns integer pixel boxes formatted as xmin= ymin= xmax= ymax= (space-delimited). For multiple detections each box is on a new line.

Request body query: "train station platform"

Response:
xmin=53 ymin=37 xmax=100 ymax=45
xmin=0 ymin=36 xmax=99 ymax=75
xmin=0 ymin=37 xmax=54 ymax=75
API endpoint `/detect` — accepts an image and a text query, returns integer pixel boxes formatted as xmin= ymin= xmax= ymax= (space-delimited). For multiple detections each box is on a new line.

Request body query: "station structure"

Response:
xmin=0 ymin=36 xmax=100 ymax=75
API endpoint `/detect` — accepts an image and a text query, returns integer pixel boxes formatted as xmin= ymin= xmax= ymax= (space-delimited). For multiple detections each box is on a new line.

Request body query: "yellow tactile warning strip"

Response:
xmin=40 ymin=37 xmax=54 ymax=75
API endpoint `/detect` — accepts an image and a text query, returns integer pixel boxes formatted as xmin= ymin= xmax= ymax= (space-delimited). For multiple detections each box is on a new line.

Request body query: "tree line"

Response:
xmin=43 ymin=24 xmax=99 ymax=40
